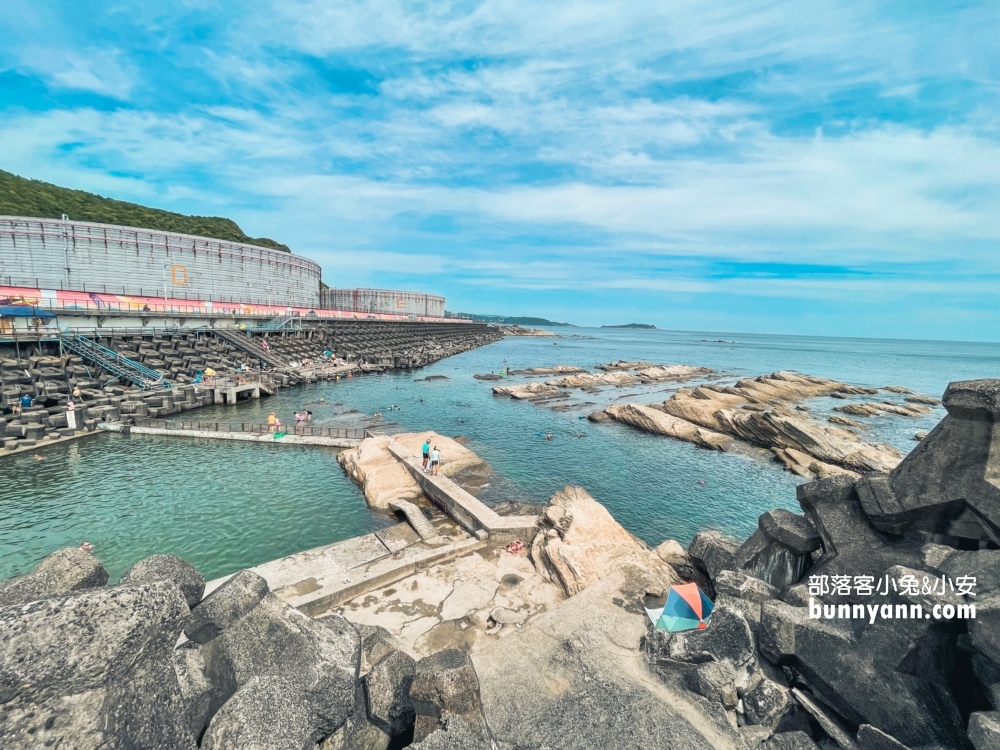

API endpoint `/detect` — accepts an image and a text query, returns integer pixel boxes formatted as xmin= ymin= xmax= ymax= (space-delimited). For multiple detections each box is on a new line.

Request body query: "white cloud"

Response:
xmin=13 ymin=47 xmax=135 ymax=98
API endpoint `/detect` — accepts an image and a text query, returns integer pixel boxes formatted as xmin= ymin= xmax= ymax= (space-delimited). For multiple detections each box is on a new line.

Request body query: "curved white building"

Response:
xmin=0 ymin=216 xmax=321 ymax=307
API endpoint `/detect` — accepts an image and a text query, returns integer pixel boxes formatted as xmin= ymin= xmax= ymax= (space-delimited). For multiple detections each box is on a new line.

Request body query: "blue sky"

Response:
xmin=2 ymin=1 xmax=999 ymax=338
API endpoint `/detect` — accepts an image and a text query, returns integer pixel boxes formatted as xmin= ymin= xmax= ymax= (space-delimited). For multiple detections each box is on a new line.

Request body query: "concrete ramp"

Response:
xmin=389 ymin=499 xmax=439 ymax=541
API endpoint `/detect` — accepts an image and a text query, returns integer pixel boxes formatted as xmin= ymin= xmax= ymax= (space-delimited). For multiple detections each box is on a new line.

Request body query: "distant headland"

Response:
xmin=601 ymin=323 xmax=657 ymax=329
xmin=450 ymin=313 xmax=575 ymax=327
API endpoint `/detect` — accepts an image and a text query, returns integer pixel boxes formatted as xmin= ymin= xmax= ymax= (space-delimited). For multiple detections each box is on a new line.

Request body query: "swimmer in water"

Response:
xmin=32 ymin=454 xmax=44 ymax=461
xmin=80 ymin=541 xmax=94 ymax=552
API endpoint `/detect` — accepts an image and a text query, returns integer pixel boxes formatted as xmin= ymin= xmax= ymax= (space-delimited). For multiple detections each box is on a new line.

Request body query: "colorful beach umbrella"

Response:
xmin=644 ymin=582 xmax=714 ymax=632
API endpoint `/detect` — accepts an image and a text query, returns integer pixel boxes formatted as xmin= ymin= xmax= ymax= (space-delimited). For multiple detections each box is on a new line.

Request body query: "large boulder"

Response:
xmin=364 ymin=649 xmax=416 ymax=737
xmin=603 ymin=402 xmax=732 ymax=450
xmin=762 ymin=732 xmax=820 ymax=750
xmin=172 ymin=644 xmax=216 ymax=740
xmin=529 ymin=486 xmax=676 ymax=597
xmin=855 ymin=724 xmax=912 ymax=749
xmin=796 ymin=476 xmax=922 ymax=590
xmin=337 ymin=434 xmax=424 ymax=510
xmin=742 ymin=678 xmax=792 ymax=730
xmin=0 ymin=579 xmax=196 ymax=749
xmin=409 ymin=649 xmax=489 ymax=744
xmin=184 ymin=569 xmax=269 ymax=645
xmin=645 ymin=602 xmax=756 ymax=669
xmin=0 ymin=547 xmax=109 ymax=606
xmin=688 ymin=530 xmax=742 ymax=582
xmin=120 ymin=554 xmax=206 ymax=609
xmin=757 ymin=575 xmax=969 ymax=748
xmin=968 ymin=712 xmax=1000 ymax=750
xmin=319 ymin=683 xmax=391 ymax=750
xmin=355 ymin=622 xmax=400 ymax=674
xmin=201 ymin=675 xmax=316 ymax=750
xmin=855 ymin=379 xmax=1000 ymax=543
xmin=411 ymin=717 xmax=493 ymax=749
xmin=197 ymin=573 xmax=361 ymax=747
xmin=338 ymin=432 xmax=484 ymax=510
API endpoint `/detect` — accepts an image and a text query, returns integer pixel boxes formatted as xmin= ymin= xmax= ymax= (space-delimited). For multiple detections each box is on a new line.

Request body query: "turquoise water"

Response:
xmin=1 ymin=328 xmax=997 ymax=582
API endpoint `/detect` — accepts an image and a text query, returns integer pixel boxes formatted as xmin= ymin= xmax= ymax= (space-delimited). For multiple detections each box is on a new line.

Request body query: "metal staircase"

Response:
xmin=211 ymin=329 xmax=289 ymax=368
xmin=61 ymin=334 xmax=172 ymax=390
xmin=259 ymin=313 xmax=301 ymax=330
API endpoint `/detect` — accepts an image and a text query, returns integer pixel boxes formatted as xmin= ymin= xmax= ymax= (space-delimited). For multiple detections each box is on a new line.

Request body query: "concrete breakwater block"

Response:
xmin=23 ymin=425 xmax=47 ymax=440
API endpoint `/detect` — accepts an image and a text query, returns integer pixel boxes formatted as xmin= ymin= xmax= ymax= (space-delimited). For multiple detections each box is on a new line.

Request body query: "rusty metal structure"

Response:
xmin=320 ymin=288 xmax=446 ymax=318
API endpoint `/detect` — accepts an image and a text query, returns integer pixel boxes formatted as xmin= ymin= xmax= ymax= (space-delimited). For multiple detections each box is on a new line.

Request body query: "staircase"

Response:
xmin=61 ymin=334 xmax=172 ymax=390
xmin=259 ymin=313 xmax=300 ymax=330
xmin=211 ymin=329 xmax=289 ymax=368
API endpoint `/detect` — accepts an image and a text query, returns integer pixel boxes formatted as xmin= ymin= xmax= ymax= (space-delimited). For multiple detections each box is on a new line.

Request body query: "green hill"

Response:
xmin=449 ymin=313 xmax=575 ymax=326
xmin=0 ymin=169 xmax=290 ymax=252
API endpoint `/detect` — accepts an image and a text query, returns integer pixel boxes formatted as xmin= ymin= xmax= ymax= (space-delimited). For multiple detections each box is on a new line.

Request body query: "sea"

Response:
xmin=1 ymin=328 xmax=997 ymax=582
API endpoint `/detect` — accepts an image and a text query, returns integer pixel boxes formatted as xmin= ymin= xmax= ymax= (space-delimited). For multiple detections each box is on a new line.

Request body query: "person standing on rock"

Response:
xmin=430 ymin=446 xmax=441 ymax=476
xmin=422 ymin=438 xmax=431 ymax=471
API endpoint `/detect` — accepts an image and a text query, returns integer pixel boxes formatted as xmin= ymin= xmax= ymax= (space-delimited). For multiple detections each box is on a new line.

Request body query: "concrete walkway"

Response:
xmin=98 ymin=422 xmax=361 ymax=448
xmin=0 ymin=428 xmax=104 ymax=460
xmin=204 ymin=515 xmax=485 ymax=618
xmin=388 ymin=442 xmax=539 ymax=545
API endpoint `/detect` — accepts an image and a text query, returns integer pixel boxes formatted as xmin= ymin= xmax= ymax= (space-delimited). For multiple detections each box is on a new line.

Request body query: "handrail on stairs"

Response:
xmin=61 ymin=334 xmax=172 ymax=390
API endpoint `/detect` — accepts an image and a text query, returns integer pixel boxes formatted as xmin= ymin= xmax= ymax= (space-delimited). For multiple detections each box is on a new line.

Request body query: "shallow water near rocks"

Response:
xmin=1 ymin=328 xmax=997 ymax=582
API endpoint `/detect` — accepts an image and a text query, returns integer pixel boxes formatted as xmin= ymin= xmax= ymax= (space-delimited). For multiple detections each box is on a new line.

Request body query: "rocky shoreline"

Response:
xmin=1 ymin=378 xmax=996 ymax=748
xmin=488 ymin=362 xmax=942 ymax=480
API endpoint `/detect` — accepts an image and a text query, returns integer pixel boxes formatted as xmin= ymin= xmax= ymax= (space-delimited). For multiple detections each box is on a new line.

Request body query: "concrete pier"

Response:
xmin=98 ymin=422 xmax=362 ymax=448
xmin=388 ymin=442 xmax=539 ymax=545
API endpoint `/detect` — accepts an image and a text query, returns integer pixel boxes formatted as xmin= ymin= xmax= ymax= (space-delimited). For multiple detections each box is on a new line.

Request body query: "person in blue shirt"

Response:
xmin=20 ymin=394 xmax=32 ymax=409
xmin=421 ymin=438 xmax=431 ymax=472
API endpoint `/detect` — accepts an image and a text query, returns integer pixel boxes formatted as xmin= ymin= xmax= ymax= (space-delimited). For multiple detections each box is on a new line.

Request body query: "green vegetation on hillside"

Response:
xmin=601 ymin=323 xmax=657 ymax=329
xmin=0 ymin=169 xmax=290 ymax=252
xmin=449 ymin=312 xmax=574 ymax=326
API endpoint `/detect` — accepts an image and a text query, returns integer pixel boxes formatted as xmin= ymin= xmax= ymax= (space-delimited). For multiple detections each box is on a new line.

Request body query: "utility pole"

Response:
xmin=62 ymin=214 xmax=71 ymax=289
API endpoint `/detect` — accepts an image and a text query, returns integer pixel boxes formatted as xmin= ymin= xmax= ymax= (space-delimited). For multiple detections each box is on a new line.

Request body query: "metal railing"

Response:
xmin=259 ymin=313 xmax=301 ymax=330
xmin=198 ymin=373 xmax=277 ymax=389
xmin=61 ymin=334 xmax=173 ymax=390
xmin=210 ymin=329 xmax=289 ymax=368
xmin=133 ymin=418 xmax=366 ymax=439
xmin=0 ymin=281 xmax=472 ymax=323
